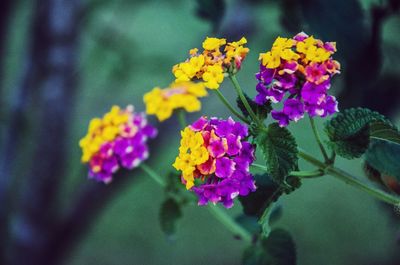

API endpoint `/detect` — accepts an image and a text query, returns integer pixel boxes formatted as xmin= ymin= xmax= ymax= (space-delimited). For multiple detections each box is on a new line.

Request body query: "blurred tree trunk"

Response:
xmin=0 ymin=0 xmax=18 ymax=261
xmin=7 ymin=0 xmax=81 ymax=264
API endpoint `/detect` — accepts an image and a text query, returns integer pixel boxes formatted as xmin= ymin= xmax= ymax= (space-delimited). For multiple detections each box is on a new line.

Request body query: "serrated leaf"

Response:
xmin=159 ymin=197 xmax=182 ymax=238
xmin=256 ymin=123 xmax=298 ymax=184
xmin=370 ymin=121 xmax=400 ymax=144
xmin=242 ymin=229 xmax=297 ymax=265
xmin=365 ymin=139 xmax=400 ymax=182
xmin=324 ymin=108 xmax=390 ymax=159
xmin=237 ymin=93 xmax=272 ymax=121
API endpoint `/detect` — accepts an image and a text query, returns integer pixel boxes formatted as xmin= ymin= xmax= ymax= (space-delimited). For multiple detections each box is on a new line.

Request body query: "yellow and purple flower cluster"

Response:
xmin=173 ymin=116 xmax=256 ymax=208
xmin=79 ymin=105 xmax=157 ymax=183
xmin=256 ymin=32 xmax=341 ymax=126
xmin=143 ymin=81 xmax=207 ymax=121
xmin=172 ymin=37 xmax=249 ymax=89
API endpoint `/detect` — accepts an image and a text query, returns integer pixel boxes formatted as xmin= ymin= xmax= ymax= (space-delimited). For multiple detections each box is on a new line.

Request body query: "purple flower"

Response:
xmin=271 ymin=111 xmax=289 ymax=127
xmin=215 ymin=118 xmax=234 ymax=137
xmin=82 ymin=106 xmax=157 ymax=184
xmin=226 ymin=134 xmax=242 ymax=156
xmin=283 ymin=98 xmax=304 ymax=122
xmin=208 ymin=138 xmax=227 ymax=158
xmin=215 ymin=157 xmax=235 ymax=178
xmin=275 ymin=73 xmax=297 ymax=89
xmin=301 ymin=81 xmax=328 ymax=105
xmin=265 ymin=86 xmax=286 ymax=103
xmin=191 ymin=116 xmax=208 ymax=131
xmin=175 ymin=117 xmax=256 ymax=208
xmin=254 ymin=32 xmax=340 ymax=126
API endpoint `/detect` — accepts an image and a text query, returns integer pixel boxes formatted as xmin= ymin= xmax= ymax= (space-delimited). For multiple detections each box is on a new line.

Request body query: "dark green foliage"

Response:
xmin=159 ymin=197 xmax=182 ymax=237
xmin=369 ymin=121 xmax=400 ymax=144
xmin=324 ymin=108 xmax=390 ymax=159
xmin=297 ymin=0 xmax=368 ymax=61
xmin=365 ymin=139 xmax=400 ymax=182
xmin=195 ymin=0 xmax=225 ymax=33
xmin=239 ymin=174 xmax=281 ymax=218
xmin=237 ymin=93 xmax=272 ymax=121
xmin=242 ymin=229 xmax=297 ymax=265
xmin=256 ymin=123 xmax=298 ymax=184
xmin=236 ymin=215 xmax=261 ymax=235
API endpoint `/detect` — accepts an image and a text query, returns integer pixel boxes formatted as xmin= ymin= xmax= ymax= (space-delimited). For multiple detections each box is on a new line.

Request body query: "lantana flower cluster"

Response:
xmin=255 ymin=32 xmax=341 ymax=126
xmin=79 ymin=105 xmax=157 ymax=183
xmin=173 ymin=117 xmax=256 ymax=208
xmin=143 ymin=81 xmax=207 ymax=121
xmin=172 ymin=37 xmax=249 ymax=89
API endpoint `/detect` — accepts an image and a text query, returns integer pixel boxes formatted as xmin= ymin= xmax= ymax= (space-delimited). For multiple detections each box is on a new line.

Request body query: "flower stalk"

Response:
xmin=213 ymin=89 xmax=249 ymax=124
xmin=298 ymin=148 xmax=400 ymax=205
xmin=308 ymin=116 xmax=330 ymax=162
xmin=229 ymin=74 xmax=260 ymax=125
xmin=139 ymin=163 xmax=252 ymax=243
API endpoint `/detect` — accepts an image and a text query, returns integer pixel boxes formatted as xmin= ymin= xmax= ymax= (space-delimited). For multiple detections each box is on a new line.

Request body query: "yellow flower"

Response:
xmin=202 ymin=64 xmax=224 ymax=89
xmin=189 ymin=55 xmax=205 ymax=72
xmin=79 ymin=106 xmax=133 ymax=162
xmin=224 ymin=37 xmax=250 ymax=65
xmin=273 ymin=37 xmax=294 ymax=49
xmin=305 ymin=46 xmax=330 ymax=63
xmin=280 ymin=48 xmax=300 ymax=61
xmin=191 ymin=146 xmax=209 ymax=164
xmin=202 ymin=37 xmax=226 ymax=51
xmin=143 ymin=82 xmax=208 ymax=122
xmin=259 ymin=50 xmax=281 ymax=69
xmin=296 ymin=36 xmax=316 ymax=54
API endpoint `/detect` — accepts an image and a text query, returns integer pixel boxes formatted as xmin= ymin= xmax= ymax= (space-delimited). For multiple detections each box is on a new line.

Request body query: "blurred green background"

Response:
xmin=2 ymin=0 xmax=400 ymax=264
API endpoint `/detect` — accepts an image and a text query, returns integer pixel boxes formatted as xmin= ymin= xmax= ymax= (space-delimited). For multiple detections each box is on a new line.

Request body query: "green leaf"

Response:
xmin=324 ymin=108 xmax=390 ymax=159
xmin=239 ymin=174 xmax=281 ymax=218
xmin=242 ymin=229 xmax=297 ymax=265
xmin=237 ymin=93 xmax=272 ymax=121
xmin=236 ymin=215 xmax=261 ymax=235
xmin=243 ymin=245 xmax=269 ymax=265
xmin=369 ymin=121 xmax=400 ymax=145
xmin=261 ymin=229 xmax=297 ymax=265
xmin=256 ymin=123 xmax=298 ymax=184
xmin=365 ymin=139 xmax=400 ymax=182
xmin=159 ymin=197 xmax=182 ymax=238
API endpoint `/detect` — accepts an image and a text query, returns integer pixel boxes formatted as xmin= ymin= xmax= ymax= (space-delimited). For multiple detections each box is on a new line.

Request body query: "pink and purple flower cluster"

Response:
xmin=79 ymin=106 xmax=157 ymax=183
xmin=173 ymin=116 xmax=256 ymax=208
xmin=255 ymin=32 xmax=341 ymax=126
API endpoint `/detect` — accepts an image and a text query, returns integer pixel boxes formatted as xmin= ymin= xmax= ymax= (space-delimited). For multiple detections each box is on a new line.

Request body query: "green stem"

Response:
xmin=207 ymin=204 xmax=252 ymax=243
xmin=298 ymin=149 xmax=400 ymax=205
xmin=177 ymin=109 xmax=187 ymax=129
xmin=250 ymin=164 xmax=323 ymax=178
xmin=140 ymin=163 xmax=252 ymax=242
xmin=213 ymin=89 xmax=249 ymax=124
xmin=290 ymin=170 xmax=324 ymax=178
xmin=140 ymin=164 xmax=166 ymax=187
xmin=229 ymin=75 xmax=260 ymax=125
xmin=308 ymin=116 xmax=329 ymax=162
xmin=250 ymin=163 xmax=268 ymax=172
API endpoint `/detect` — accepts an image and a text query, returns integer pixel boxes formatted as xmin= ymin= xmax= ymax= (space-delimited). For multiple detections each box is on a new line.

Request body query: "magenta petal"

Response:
xmin=208 ymin=138 xmax=227 ymax=158
xmin=271 ymin=110 xmax=289 ymax=127
xmin=226 ymin=134 xmax=242 ymax=156
xmin=215 ymin=157 xmax=235 ymax=178
xmin=190 ymin=116 xmax=208 ymax=131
